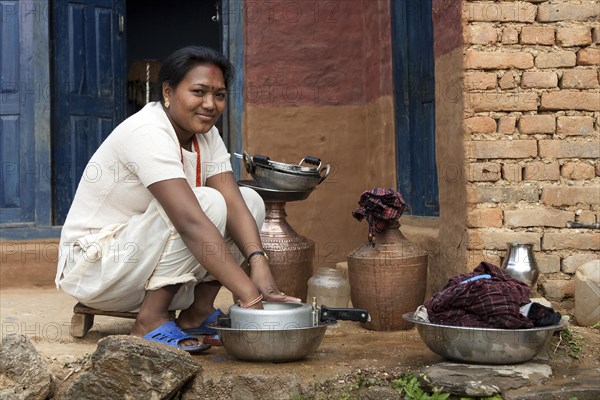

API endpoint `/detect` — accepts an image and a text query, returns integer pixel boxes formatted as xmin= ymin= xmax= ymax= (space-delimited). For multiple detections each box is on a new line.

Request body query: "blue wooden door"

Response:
xmin=392 ymin=0 xmax=438 ymax=216
xmin=0 ymin=1 xmax=35 ymax=224
xmin=52 ymin=0 xmax=126 ymax=224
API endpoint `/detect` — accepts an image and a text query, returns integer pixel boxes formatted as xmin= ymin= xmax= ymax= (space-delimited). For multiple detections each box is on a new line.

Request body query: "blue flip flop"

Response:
xmin=142 ymin=321 xmax=210 ymax=353
xmin=183 ymin=309 xmax=224 ymax=336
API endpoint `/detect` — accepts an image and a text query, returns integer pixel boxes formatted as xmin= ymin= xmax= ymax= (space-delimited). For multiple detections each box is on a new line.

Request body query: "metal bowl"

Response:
xmin=242 ymin=152 xmax=330 ymax=191
xmin=212 ymin=322 xmax=334 ymax=362
xmin=238 ymin=180 xmax=313 ymax=202
xmin=403 ymin=313 xmax=567 ymax=364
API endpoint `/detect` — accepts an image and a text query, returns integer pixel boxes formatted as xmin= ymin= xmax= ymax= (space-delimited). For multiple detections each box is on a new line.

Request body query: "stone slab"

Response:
xmin=419 ymin=361 xmax=553 ymax=397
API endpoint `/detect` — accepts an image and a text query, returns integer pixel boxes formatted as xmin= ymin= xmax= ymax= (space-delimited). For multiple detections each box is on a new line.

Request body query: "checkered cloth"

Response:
xmin=424 ymin=262 xmax=534 ymax=329
xmin=352 ymin=188 xmax=409 ymax=245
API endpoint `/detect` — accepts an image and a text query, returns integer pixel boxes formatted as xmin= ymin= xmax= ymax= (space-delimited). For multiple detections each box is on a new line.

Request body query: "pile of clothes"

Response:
xmin=416 ymin=262 xmax=561 ymax=329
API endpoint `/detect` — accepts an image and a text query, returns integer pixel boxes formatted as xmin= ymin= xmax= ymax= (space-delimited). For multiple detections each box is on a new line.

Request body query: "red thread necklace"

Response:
xmin=180 ymin=135 xmax=202 ymax=187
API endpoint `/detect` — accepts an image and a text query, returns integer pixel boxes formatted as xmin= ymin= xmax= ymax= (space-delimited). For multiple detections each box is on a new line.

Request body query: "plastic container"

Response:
xmin=575 ymin=259 xmax=600 ymax=327
xmin=307 ymin=267 xmax=350 ymax=308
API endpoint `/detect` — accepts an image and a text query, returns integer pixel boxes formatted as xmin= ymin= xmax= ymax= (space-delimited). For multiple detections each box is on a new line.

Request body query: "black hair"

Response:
xmin=157 ymin=46 xmax=234 ymax=103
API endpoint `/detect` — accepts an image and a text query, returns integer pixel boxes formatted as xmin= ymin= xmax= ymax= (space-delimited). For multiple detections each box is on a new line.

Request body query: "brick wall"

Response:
xmin=462 ymin=1 xmax=599 ymax=306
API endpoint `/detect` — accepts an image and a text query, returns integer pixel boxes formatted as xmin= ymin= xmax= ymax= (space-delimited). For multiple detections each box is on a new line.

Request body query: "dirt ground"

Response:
xmin=0 ymin=287 xmax=436 ymax=381
xmin=1 ymin=286 xmax=599 ymax=394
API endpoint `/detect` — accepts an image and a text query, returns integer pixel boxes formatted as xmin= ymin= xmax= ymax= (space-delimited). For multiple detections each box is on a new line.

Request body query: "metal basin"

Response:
xmin=403 ymin=313 xmax=566 ymax=364
xmin=212 ymin=322 xmax=333 ymax=362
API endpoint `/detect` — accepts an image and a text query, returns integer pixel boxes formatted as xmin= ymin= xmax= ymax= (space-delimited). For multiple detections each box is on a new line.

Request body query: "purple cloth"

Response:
xmin=424 ymin=262 xmax=533 ymax=329
xmin=352 ymin=188 xmax=409 ymax=244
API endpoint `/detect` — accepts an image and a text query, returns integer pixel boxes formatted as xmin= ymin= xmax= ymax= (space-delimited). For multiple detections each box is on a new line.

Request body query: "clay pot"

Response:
xmin=347 ymin=222 xmax=428 ymax=331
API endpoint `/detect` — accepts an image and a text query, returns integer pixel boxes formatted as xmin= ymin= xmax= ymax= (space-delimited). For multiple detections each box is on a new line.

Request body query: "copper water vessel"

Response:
xmin=260 ymin=201 xmax=314 ymax=301
xmin=237 ymin=179 xmax=316 ymax=301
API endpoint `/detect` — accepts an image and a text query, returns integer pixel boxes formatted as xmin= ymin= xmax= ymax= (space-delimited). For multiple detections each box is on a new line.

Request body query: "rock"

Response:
xmin=0 ymin=334 xmax=54 ymax=400
xmin=57 ymin=335 xmax=199 ymax=400
xmin=504 ymin=367 xmax=600 ymax=400
xmin=183 ymin=373 xmax=304 ymax=400
xmin=419 ymin=362 xmax=553 ymax=397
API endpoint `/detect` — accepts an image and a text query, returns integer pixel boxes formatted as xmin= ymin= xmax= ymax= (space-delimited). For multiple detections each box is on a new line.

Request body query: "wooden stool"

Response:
xmin=70 ymin=303 xmax=176 ymax=338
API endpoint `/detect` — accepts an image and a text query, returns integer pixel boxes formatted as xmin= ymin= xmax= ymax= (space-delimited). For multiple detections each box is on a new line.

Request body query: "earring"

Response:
xmin=164 ymin=98 xmax=170 ymax=108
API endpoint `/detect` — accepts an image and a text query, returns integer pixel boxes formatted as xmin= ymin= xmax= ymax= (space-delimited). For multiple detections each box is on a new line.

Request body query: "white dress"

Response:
xmin=55 ymin=102 xmax=264 ymax=312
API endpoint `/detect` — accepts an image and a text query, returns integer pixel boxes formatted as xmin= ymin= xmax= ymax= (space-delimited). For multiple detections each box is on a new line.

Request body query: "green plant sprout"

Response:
xmin=554 ymin=326 xmax=584 ymax=359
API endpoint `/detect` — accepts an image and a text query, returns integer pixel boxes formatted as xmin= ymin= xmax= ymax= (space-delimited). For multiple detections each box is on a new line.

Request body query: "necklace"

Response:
xmin=180 ymin=135 xmax=202 ymax=187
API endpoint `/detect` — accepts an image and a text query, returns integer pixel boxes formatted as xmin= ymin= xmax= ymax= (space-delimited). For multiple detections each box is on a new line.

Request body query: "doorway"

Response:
xmin=51 ymin=0 xmax=223 ymax=225
xmin=125 ymin=0 xmax=222 ymax=117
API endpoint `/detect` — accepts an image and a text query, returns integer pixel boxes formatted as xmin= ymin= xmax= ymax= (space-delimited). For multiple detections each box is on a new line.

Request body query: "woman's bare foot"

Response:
xmin=176 ymin=306 xmax=216 ymax=331
xmin=130 ymin=317 xmax=167 ymax=337
xmin=132 ymin=312 xmax=200 ymax=348
xmin=177 ymin=280 xmax=223 ymax=330
xmin=130 ymin=285 xmax=201 ymax=348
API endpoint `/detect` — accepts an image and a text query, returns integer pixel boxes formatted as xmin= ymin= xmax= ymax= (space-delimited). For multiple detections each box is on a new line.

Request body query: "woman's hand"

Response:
xmin=263 ymin=289 xmax=301 ymax=303
xmin=237 ymin=292 xmax=265 ymax=310
xmin=249 ymin=260 xmax=302 ymax=303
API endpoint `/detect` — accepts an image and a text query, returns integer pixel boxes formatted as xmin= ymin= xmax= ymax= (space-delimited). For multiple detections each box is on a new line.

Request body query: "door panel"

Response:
xmin=0 ymin=1 xmax=35 ymax=224
xmin=52 ymin=0 xmax=125 ymax=224
xmin=1 ymin=116 xmax=20 ymax=208
xmin=392 ymin=0 xmax=439 ymax=216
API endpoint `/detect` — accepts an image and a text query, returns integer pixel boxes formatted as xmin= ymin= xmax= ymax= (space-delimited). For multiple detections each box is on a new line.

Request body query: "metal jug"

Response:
xmin=501 ymin=243 xmax=539 ymax=288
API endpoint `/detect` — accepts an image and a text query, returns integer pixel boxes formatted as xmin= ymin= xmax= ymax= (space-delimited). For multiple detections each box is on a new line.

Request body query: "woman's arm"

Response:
xmin=206 ymin=171 xmax=300 ymax=302
xmin=147 ymin=178 xmax=261 ymax=305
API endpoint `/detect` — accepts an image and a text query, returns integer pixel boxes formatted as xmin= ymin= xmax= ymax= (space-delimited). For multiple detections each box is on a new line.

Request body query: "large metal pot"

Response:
xmin=228 ymin=302 xmax=312 ymax=330
xmin=242 ymin=152 xmax=330 ymax=191
xmin=226 ymin=301 xmax=370 ymax=330
xmin=212 ymin=301 xmax=370 ymax=362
